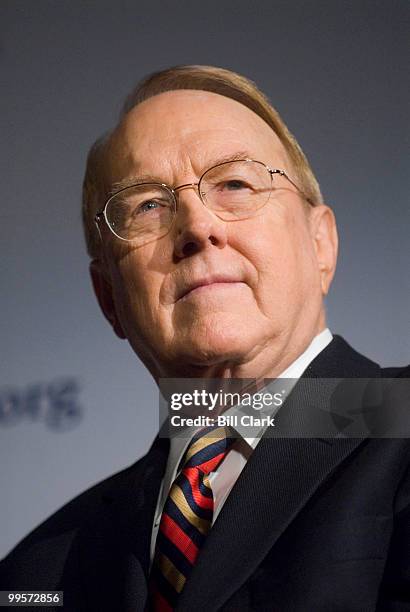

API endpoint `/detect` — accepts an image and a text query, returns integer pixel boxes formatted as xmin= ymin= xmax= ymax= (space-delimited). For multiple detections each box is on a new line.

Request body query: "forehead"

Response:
xmin=105 ymin=90 xmax=288 ymax=184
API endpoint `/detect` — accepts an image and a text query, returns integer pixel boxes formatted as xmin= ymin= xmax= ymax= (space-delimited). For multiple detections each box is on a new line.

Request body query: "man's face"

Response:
xmin=93 ymin=90 xmax=336 ymax=378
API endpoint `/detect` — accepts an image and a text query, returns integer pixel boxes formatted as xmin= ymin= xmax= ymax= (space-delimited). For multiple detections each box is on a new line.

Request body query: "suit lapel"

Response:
xmin=176 ymin=436 xmax=366 ymax=611
xmin=79 ymin=434 xmax=169 ymax=612
xmin=176 ymin=336 xmax=381 ymax=611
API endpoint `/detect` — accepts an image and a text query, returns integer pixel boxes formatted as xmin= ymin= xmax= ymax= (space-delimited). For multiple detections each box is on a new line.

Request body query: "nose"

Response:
xmin=172 ymin=184 xmax=228 ymax=259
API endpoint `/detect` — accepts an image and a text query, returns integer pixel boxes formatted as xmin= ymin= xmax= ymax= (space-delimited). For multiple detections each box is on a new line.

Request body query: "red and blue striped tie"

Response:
xmin=150 ymin=425 xmax=236 ymax=611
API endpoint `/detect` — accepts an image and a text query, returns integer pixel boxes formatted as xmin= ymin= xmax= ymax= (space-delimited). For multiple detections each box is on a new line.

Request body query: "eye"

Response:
xmin=219 ymin=179 xmax=249 ymax=191
xmin=135 ymin=199 xmax=164 ymax=215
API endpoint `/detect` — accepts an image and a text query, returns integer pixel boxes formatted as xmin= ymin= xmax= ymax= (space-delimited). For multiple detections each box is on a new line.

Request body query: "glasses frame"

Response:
xmin=94 ymin=158 xmax=315 ymax=243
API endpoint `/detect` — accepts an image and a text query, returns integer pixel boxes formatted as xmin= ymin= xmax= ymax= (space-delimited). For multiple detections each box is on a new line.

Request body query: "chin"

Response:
xmin=172 ymin=318 xmax=258 ymax=367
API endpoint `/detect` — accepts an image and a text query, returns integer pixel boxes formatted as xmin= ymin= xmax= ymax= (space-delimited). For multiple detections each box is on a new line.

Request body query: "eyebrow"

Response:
xmin=107 ymin=150 xmax=254 ymax=195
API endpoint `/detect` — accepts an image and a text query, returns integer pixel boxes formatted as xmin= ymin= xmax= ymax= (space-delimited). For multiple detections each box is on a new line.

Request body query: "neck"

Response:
xmin=155 ymin=315 xmax=328 ymax=382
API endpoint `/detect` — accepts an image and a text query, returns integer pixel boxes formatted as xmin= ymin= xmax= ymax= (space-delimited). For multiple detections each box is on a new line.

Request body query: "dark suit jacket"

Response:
xmin=1 ymin=336 xmax=409 ymax=611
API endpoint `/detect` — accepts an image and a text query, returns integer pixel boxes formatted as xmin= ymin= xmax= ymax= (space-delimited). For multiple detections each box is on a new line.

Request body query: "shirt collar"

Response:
xmin=163 ymin=328 xmax=333 ymax=492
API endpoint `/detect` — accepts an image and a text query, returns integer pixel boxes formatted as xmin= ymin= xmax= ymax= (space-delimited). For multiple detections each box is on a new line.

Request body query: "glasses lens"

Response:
xmin=105 ymin=184 xmax=175 ymax=243
xmin=200 ymin=160 xmax=272 ymax=219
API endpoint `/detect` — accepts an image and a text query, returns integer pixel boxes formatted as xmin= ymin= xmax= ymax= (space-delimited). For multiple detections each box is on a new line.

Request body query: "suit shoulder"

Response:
xmin=0 ymin=432 xmax=171 ymax=590
xmin=380 ymin=364 xmax=410 ymax=378
xmin=319 ymin=335 xmax=409 ymax=378
xmin=1 ymin=455 xmax=146 ymax=566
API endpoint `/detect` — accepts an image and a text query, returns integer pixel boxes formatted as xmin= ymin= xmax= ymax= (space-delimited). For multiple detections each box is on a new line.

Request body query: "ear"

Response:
xmin=89 ymin=259 xmax=127 ymax=339
xmin=309 ymin=205 xmax=338 ymax=296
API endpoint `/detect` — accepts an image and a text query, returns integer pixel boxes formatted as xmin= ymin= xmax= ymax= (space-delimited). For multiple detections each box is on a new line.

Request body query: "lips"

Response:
xmin=177 ymin=274 xmax=244 ymax=301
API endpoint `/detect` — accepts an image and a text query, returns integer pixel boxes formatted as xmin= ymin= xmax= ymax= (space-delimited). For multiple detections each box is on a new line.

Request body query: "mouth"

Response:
xmin=177 ymin=276 xmax=245 ymax=301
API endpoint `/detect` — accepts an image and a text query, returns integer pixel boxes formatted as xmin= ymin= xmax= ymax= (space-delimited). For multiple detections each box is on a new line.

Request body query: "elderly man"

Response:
xmin=1 ymin=65 xmax=409 ymax=611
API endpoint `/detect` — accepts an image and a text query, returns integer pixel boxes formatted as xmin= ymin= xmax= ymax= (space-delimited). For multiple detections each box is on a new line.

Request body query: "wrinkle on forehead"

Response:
xmin=105 ymin=89 xmax=290 ymax=187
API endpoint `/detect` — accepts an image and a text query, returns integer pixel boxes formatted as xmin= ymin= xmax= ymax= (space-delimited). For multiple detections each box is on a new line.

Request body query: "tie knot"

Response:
xmin=180 ymin=425 xmax=236 ymax=475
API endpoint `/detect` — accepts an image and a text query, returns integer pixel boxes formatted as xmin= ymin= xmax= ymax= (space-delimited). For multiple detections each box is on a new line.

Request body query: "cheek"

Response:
xmin=109 ymin=255 xmax=162 ymax=329
xmin=233 ymin=208 xmax=318 ymax=306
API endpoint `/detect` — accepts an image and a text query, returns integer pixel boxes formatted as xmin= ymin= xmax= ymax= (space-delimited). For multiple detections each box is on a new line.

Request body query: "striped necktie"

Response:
xmin=149 ymin=425 xmax=236 ymax=611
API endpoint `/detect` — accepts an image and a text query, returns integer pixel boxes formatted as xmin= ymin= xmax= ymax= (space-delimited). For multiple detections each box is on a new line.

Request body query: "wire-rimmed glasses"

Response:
xmin=95 ymin=159 xmax=314 ymax=247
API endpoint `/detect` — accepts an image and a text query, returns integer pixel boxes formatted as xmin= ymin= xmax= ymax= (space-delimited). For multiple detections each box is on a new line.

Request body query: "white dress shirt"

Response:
xmin=150 ymin=328 xmax=333 ymax=563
